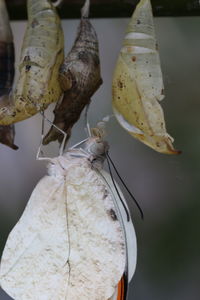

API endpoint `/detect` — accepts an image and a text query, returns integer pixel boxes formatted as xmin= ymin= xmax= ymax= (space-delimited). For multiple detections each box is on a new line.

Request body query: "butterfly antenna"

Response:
xmin=106 ymin=153 xmax=144 ymax=220
xmin=106 ymin=154 xmax=130 ymax=222
xmin=84 ymin=103 xmax=92 ymax=137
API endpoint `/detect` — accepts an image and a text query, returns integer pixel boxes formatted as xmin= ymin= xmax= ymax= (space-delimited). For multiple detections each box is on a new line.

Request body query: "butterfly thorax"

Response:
xmin=48 ymin=137 xmax=109 ymax=178
xmin=68 ymin=136 xmax=109 ymax=169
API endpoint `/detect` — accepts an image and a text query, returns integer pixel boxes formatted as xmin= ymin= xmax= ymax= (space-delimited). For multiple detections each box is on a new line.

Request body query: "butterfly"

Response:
xmin=112 ymin=0 xmax=180 ymax=154
xmin=0 ymin=124 xmax=137 ymax=300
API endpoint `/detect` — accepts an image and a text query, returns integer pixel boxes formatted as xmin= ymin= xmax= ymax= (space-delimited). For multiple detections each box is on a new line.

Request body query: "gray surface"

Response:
xmin=0 ymin=17 xmax=200 ymax=299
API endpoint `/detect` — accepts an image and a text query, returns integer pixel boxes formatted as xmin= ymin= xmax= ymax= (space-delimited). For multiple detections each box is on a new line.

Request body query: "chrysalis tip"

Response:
xmin=51 ymin=0 xmax=63 ymax=7
xmin=81 ymin=0 xmax=90 ymax=18
xmin=164 ymin=148 xmax=182 ymax=155
xmin=10 ymin=143 xmax=19 ymax=150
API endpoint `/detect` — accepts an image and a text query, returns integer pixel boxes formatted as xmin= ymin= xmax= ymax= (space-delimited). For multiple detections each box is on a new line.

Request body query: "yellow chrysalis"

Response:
xmin=112 ymin=0 xmax=180 ymax=154
xmin=0 ymin=0 xmax=64 ymax=125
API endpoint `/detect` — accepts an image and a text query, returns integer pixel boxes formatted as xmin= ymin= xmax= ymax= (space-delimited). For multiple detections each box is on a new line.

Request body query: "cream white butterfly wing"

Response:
xmin=0 ymin=175 xmax=70 ymax=300
xmin=100 ymin=169 xmax=137 ymax=283
xmin=57 ymin=155 xmax=126 ymax=299
xmin=0 ymin=154 xmax=130 ymax=300
xmin=100 ymin=169 xmax=137 ymax=300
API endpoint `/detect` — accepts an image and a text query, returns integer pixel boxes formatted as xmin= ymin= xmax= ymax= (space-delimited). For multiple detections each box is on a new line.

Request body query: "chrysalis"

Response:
xmin=0 ymin=124 xmax=18 ymax=150
xmin=43 ymin=0 xmax=102 ymax=145
xmin=0 ymin=0 xmax=18 ymax=149
xmin=112 ymin=0 xmax=180 ymax=154
xmin=0 ymin=127 xmax=137 ymax=300
xmin=0 ymin=0 xmax=64 ymax=125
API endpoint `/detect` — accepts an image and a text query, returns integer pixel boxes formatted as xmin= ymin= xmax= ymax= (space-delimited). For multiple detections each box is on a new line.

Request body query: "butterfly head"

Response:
xmin=84 ymin=136 xmax=109 ymax=169
xmin=66 ymin=121 xmax=109 ymax=169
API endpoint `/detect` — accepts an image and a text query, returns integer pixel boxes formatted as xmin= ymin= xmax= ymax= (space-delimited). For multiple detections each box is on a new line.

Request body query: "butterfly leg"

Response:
xmin=36 ymin=112 xmax=67 ymax=160
xmin=40 ymin=111 xmax=68 ymax=156
xmin=36 ymin=112 xmax=51 ymax=161
xmin=84 ymin=102 xmax=92 ymax=138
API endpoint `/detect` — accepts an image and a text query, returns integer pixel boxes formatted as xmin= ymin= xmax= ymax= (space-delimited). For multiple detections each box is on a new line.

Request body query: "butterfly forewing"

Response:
xmin=0 ymin=150 xmax=135 ymax=299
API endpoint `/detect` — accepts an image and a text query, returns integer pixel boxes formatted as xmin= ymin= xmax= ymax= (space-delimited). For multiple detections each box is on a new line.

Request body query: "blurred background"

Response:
xmin=0 ymin=13 xmax=200 ymax=300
